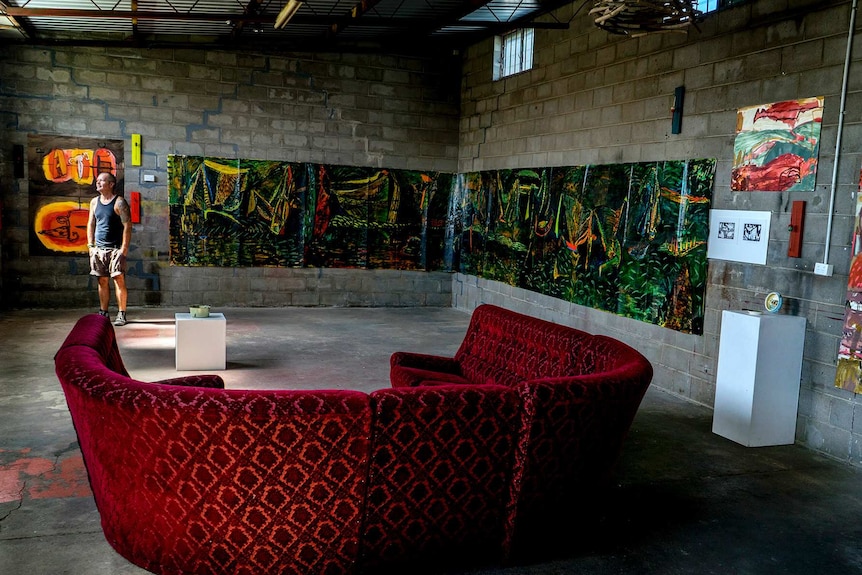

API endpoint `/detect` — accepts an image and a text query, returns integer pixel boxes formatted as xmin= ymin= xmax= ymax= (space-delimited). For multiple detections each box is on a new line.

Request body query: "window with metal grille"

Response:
xmin=494 ymin=28 xmax=534 ymax=81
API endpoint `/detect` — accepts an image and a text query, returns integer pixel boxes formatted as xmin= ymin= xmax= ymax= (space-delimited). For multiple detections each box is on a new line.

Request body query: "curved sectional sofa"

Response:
xmin=55 ymin=304 xmax=653 ymax=574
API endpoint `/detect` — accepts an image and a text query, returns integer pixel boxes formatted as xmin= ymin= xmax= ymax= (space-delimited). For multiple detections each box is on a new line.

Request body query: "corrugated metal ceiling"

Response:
xmin=0 ymin=0 xmax=573 ymax=54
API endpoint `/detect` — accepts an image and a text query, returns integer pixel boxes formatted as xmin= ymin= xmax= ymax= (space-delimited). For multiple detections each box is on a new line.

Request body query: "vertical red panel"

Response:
xmin=788 ymin=200 xmax=805 ymax=258
xmin=130 ymin=191 xmax=141 ymax=224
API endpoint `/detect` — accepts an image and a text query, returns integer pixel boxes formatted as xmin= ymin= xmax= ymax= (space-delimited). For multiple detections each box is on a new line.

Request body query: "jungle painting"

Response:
xmin=168 ymin=156 xmax=453 ymax=270
xmin=169 ymin=155 xmax=715 ymax=334
xmin=453 ymin=159 xmax=716 ymax=334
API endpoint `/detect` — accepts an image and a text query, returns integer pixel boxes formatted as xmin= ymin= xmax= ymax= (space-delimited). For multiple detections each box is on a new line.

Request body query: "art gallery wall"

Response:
xmin=0 ymin=50 xmax=462 ymax=309
xmin=1 ymin=0 xmax=862 ymax=467
xmin=456 ymin=0 xmax=862 ymax=466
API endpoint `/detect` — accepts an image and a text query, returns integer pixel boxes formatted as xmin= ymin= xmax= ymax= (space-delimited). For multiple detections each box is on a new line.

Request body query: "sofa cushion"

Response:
xmin=389 ymin=352 xmax=466 ymax=388
xmin=390 ymin=364 xmax=472 ymax=388
xmin=150 ymin=374 xmax=225 ymax=388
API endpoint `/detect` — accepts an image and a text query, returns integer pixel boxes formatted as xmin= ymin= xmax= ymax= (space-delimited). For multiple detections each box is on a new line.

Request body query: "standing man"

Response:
xmin=87 ymin=172 xmax=131 ymax=326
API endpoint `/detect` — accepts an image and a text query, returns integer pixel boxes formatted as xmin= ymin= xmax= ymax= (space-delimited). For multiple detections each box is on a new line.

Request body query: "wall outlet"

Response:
xmin=814 ymin=262 xmax=834 ymax=276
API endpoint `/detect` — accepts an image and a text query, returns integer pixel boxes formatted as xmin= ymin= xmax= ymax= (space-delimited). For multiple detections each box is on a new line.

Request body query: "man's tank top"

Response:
xmin=94 ymin=196 xmax=123 ymax=248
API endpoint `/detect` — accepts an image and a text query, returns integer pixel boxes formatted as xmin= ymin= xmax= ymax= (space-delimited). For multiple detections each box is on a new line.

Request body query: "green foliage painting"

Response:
xmin=169 ymin=155 xmax=715 ymax=334
xmin=452 ymin=160 xmax=716 ymax=334
xmin=169 ymin=156 xmax=452 ymax=270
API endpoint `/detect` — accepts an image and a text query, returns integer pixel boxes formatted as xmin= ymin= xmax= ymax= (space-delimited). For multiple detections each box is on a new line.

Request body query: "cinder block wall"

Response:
xmin=456 ymin=0 xmax=862 ymax=466
xmin=0 ymin=48 xmax=459 ymax=308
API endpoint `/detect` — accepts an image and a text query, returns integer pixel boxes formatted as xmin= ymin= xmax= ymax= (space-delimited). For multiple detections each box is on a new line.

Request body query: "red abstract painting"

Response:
xmin=731 ymin=97 xmax=823 ymax=192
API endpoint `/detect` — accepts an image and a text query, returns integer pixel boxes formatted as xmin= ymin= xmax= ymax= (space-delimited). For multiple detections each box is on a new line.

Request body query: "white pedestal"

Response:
xmin=175 ymin=313 xmax=226 ymax=371
xmin=712 ymin=310 xmax=806 ymax=447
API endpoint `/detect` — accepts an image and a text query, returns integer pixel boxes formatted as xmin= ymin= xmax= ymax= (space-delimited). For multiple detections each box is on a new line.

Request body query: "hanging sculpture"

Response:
xmin=591 ymin=0 xmax=701 ymax=35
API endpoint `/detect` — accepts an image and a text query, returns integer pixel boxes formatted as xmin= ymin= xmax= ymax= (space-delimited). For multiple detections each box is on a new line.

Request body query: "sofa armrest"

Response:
xmin=508 ymin=360 xmax=652 ymax=549
xmin=150 ymin=374 xmax=225 ymax=389
xmin=55 ymin=347 xmax=373 ymax=575
xmin=389 ymin=352 xmax=469 ymax=388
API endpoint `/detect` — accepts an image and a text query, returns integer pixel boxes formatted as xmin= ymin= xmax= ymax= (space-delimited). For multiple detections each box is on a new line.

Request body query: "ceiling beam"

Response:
xmin=0 ymin=0 xmax=33 ymax=38
xmin=0 ymin=7 xmax=567 ymax=30
xmin=326 ymin=0 xmax=385 ymax=39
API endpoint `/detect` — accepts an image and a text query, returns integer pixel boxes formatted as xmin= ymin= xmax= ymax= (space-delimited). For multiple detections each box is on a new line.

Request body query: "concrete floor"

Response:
xmin=1 ymin=306 xmax=862 ymax=575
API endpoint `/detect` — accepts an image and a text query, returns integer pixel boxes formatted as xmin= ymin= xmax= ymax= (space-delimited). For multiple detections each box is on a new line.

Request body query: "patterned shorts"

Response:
xmin=89 ymin=247 xmax=126 ymax=278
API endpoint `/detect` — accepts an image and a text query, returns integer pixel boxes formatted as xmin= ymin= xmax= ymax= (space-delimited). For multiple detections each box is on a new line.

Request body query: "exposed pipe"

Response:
xmin=823 ymin=0 xmax=858 ymax=265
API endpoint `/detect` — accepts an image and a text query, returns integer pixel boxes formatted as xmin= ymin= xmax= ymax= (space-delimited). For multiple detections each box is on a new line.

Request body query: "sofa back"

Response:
xmin=361 ymin=385 xmax=520 ymax=569
xmin=56 ymin=312 xmax=130 ymax=377
xmin=455 ymin=304 xmax=595 ymax=387
xmin=506 ymin=336 xmax=653 ymax=552
xmin=56 ymin=315 xmax=373 ymax=575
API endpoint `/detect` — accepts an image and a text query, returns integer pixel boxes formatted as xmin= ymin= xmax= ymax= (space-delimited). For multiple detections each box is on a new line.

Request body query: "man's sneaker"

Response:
xmin=114 ymin=311 xmax=127 ymax=327
xmin=98 ymin=310 xmax=109 ymax=317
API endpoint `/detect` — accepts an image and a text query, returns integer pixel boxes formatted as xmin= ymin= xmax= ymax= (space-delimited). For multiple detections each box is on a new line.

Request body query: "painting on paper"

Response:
xmin=168 ymin=156 xmax=453 ymax=270
xmin=731 ymin=97 xmax=823 ymax=192
xmin=169 ymin=156 xmax=309 ymax=267
xmin=169 ymin=154 xmax=716 ymax=334
xmin=453 ymin=159 xmax=716 ymax=334
xmin=28 ymin=135 xmax=124 ymax=255
xmin=835 ymin=167 xmax=862 ymax=393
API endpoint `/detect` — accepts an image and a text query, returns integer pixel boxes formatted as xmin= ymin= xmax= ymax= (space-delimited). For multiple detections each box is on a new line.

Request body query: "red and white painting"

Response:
xmin=731 ymin=97 xmax=823 ymax=192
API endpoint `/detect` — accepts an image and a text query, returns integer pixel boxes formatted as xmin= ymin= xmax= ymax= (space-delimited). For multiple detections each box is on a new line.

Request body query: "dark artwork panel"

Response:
xmin=455 ymin=171 xmax=494 ymax=278
xmin=424 ymin=172 xmax=455 ymax=271
xmin=167 ymin=153 xmax=715 ymax=334
xmin=617 ymin=159 xmax=715 ymax=334
xmin=456 ymin=160 xmax=715 ymax=335
xmin=304 ymin=166 xmax=452 ymax=270
xmin=168 ymin=156 xmax=307 ymax=267
xmin=304 ymin=164 xmax=372 ymax=268
xmin=536 ymin=165 xmax=587 ymax=300
xmin=567 ymin=164 xmax=632 ymax=312
xmin=474 ymin=169 xmax=538 ymax=286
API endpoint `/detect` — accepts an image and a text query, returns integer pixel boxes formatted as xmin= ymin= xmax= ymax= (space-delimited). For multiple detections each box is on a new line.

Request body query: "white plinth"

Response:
xmin=712 ymin=310 xmax=806 ymax=447
xmin=175 ymin=312 xmax=226 ymax=371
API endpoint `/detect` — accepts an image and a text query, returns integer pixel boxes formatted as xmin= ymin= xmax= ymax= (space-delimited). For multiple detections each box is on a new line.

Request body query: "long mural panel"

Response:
xmin=168 ymin=156 xmax=452 ymax=270
xmin=169 ymin=155 xmax=715 ymax=334
xmin=452 ymin=159 xmax=716 ymax=334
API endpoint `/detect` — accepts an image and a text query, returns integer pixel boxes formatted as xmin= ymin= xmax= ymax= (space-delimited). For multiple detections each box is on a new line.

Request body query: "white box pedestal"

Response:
xmin=712 ymin=310 xmax=806 ymax=447
xmin=175 ymin=312 xmax=226 ymax=370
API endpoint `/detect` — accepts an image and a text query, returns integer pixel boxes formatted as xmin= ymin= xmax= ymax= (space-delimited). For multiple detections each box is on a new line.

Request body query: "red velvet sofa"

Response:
xmin=55 ymin=305 xmax=652 ymax=574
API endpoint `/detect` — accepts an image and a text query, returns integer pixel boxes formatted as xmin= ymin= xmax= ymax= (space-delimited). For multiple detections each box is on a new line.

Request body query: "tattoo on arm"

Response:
xmin=116 ymin=197 xmax=132 ymax=224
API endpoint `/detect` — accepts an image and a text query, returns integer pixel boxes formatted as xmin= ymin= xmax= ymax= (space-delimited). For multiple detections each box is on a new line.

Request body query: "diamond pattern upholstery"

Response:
xmin=361 ymin=385 xmax=519 ymax=569
xmin=56 ymin=314 xmax=371 ymax=575
xmin=56 ymin=307 xmax=652 ymax=573
xmin=390 ymin=304 xmax=596 ymax=388
xmin=386 ymin=305 xmax=653 ymax=556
